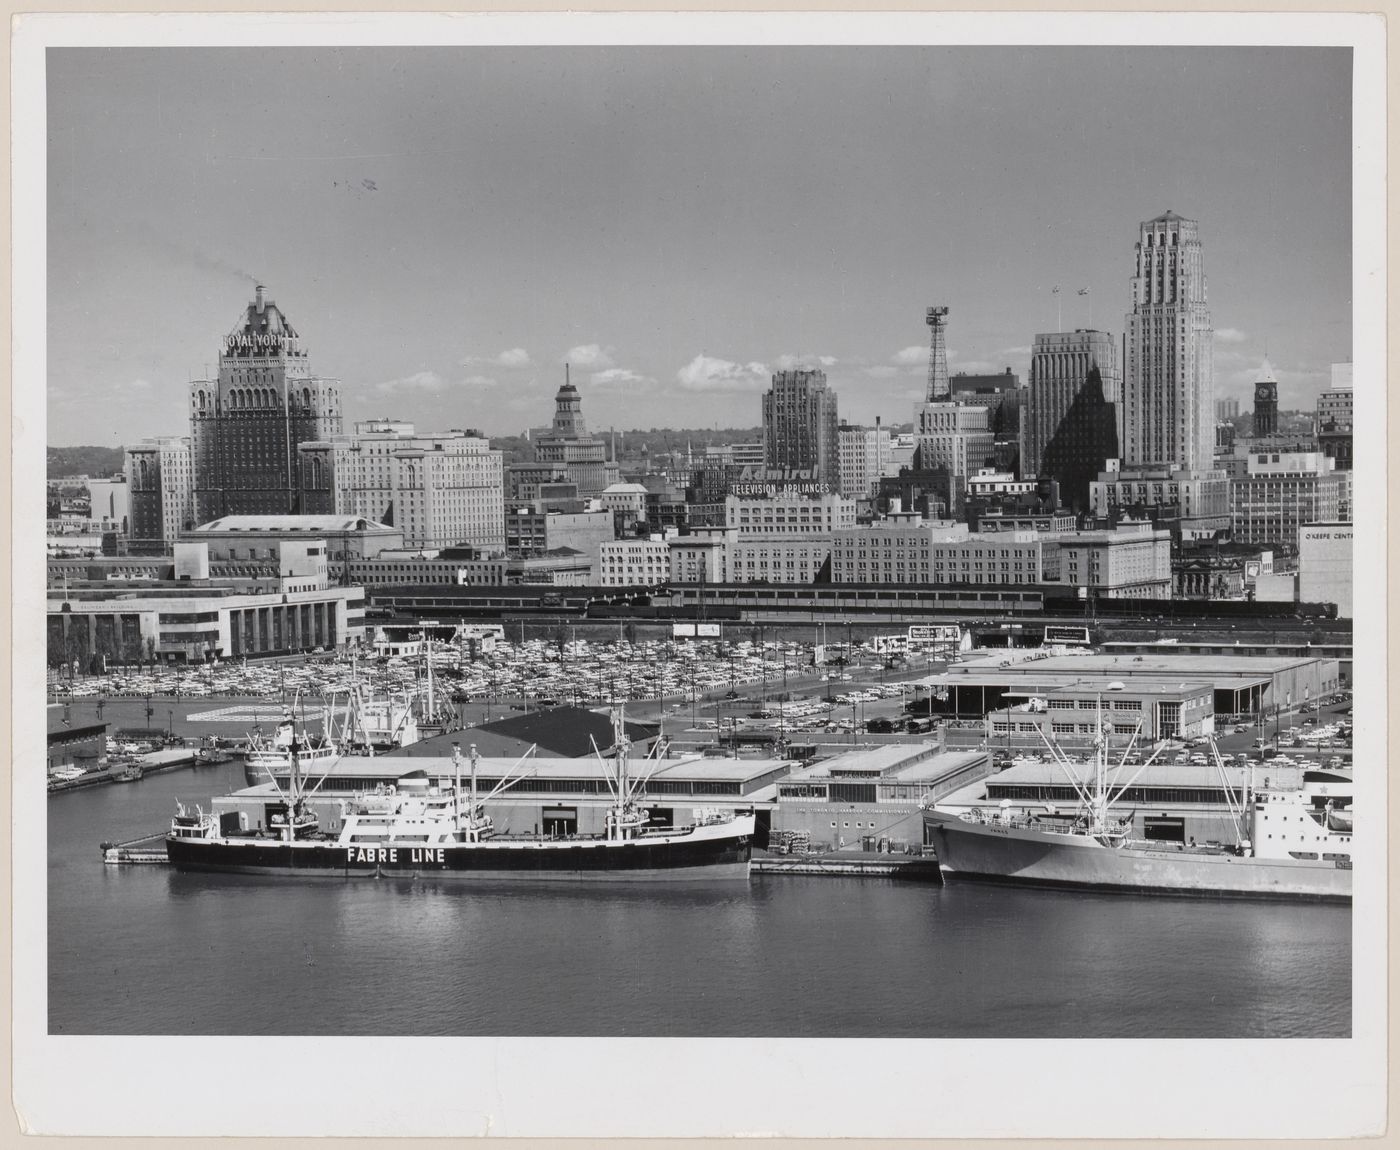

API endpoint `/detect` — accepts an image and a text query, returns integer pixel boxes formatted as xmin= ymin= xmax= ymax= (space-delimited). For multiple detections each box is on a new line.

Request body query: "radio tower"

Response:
xmin=925 ymin=306 xmax=950 ymax=401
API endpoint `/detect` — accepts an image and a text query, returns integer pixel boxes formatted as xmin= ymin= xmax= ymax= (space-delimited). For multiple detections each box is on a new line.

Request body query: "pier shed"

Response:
xmin=773 ymin=745 xmax=991 ymax=851
xmin=213 ymin=752 xmax=788 ymax=845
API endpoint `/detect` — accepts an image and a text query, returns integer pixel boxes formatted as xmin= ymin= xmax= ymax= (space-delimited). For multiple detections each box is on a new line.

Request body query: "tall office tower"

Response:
xmin=1122 ymin=212 xmax=1214 ymax=471
xmin=761 ymin=368 xmax=840 ymax=487
xmin=125 ymin=436 xmax=195 ymax=552
xmin=1023 ymin=329 xmax=1121 ymax=508
xmin=190 ymin=285 xmax=343 ymax=522
xmin=1252 ymin=360 xmax=1279 ymax=436
xmin=531 ymin=367 xmax=621 ymax=499
xmin=1215 ymin=397 xmax=1240 ymax=421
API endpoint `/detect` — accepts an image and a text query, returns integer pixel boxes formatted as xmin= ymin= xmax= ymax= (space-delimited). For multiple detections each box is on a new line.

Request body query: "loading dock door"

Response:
xmin=543 ymin=807 xmax=577 ymax=838
xmin=1143 ymin=816 xmax=1185 ymax=843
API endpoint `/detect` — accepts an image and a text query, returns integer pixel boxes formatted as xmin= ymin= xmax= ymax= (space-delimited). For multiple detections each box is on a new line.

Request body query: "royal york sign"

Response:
xmin=223 ymin=331 xmax=284 ymax=353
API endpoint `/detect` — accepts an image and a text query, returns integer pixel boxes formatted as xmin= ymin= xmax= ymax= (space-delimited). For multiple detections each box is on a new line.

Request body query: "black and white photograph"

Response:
xmin=12 ymin=9 xmax=1388 ymax=1140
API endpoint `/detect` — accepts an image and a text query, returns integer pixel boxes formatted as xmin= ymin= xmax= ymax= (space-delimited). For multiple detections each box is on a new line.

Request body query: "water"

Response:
xmin=49 ymin=766 xmax=1351 ymax=1037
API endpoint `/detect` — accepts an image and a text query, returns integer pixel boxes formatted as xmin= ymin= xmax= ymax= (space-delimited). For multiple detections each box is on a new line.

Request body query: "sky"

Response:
xmin=46 ymin=45 xmax=1353 ymax=445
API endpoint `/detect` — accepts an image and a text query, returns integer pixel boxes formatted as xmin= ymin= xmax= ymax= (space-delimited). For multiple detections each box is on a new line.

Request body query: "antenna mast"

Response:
xmin=925 ymin=306 xmax=950 ymax=401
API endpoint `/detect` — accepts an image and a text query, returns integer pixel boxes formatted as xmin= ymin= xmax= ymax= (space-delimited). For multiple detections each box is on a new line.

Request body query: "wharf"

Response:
xmin=49 ymin=748 xmax=203 ymax=795
xmin=753 ymin=850 xmax=943 ymax=881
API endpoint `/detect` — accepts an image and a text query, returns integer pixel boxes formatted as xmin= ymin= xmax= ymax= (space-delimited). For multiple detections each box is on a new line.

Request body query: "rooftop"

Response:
xmin=191 ymin=515 xmax=394 ymax=533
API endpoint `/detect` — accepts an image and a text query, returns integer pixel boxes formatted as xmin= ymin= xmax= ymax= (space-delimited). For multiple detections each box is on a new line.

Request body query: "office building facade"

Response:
xmin=298 ymin=420 xmax=505 ymax=552
xmin=762 ymin=369 xmax=840 ymax=486
xmin=190 ymin=286 xmax=343 ymax=522
xmin=1122 ymin=212 xmax=1214 ymax=472
xmin=125 ymin=436 xmax=196 ymax=551
xmin=1023 ymin=328 xmax=1121 ymax=508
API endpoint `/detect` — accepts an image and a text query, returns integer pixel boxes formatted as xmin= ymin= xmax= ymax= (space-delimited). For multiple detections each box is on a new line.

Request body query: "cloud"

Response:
xmin=462 ymin=348 xmax=532 ymax=370
xmin=998 ymin=345 xmax=1033 ymax=358
xmin=588 ymin=367 xmax=654 ymax=391
xmin=774 ymin=353 xmax=837 ymax=371
xmin=1216 ymin=328 xmax=1248 ymax=343
xmin=114 ymin=378 xmax=154 ymax=396
xmin=949 ymin=359 xmax=1002 ymax=375
xmin=892 ymin=345 xmax=927 ymax=367
xmin=374 ymin=370 xmax=446 ymax=394
xmin=861 ymin=365 xmax=900 ymax=380
xmin=565 ymin=343 xmax=615 ymax=370
xmin=461 ymin=374 xmax=500 ymax=388
xmin=675 ymin=354 xmax=771 ymax=391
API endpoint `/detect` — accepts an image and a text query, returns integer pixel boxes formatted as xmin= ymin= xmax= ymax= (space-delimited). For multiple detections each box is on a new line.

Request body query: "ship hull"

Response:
xmin=924 ymin=811 xmax=1350 ymax=903
xmin=166 ymin=822 xmax=753 ymax=882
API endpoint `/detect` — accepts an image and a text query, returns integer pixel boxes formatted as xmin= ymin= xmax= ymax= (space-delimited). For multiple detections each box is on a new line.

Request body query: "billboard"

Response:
xmin=908 ymin=624 xmax=962 ymax=645
xmin=696 ymin=622 xmax=722 ymax=638
xmin=672 ymin=623 xmax=697 ymax=638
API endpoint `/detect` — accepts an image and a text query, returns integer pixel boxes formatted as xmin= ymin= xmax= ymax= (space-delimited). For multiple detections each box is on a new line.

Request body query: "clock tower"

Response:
xmin=1252 ymin=360 xmax=1279 ymax=437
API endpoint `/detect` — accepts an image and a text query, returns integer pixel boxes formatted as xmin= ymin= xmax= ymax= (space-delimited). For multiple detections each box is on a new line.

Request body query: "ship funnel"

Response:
xmin=255 ymin=284 xmax=267 ymax=312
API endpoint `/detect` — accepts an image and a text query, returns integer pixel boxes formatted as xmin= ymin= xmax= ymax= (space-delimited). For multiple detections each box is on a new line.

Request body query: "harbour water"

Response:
xmin=49 ymin=764 xmax=1351 ymax=1038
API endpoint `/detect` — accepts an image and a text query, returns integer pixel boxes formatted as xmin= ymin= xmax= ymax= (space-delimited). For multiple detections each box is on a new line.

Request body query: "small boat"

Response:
xmin=113 ymin=763 xmax=145 ymax=783
xmin=168 ymin=707 xmax=753 ymax=882
xmin=242 ymin=709 xmax=340 ymax=788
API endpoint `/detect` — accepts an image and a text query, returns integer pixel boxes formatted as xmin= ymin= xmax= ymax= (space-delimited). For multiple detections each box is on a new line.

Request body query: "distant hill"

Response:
xmin=47 ymin=445 xmax=125 ymax=479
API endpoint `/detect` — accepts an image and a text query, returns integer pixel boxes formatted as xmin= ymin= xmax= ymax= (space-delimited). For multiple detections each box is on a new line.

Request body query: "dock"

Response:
xmin=49 ymin=748 xmax=205 ymax=795
xmin=753 ymin=850 xmax=943 ymax=881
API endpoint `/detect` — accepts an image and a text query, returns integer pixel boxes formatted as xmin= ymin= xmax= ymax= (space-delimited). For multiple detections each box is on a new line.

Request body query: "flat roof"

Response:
xmin=783 ymin=746 xmax=984 ymax=783
xmin=928 ymin=672 xmax=1269 ymax=693
xmin=1000 ymin=680 xmax=1218 ymax=699
xmin=254 ymin=753 xmax=790 ymax=785
xmin=986 ymin=761 xmax=1306 ymax=788
xmin=191 ymin=515 xmax=395 ymax=532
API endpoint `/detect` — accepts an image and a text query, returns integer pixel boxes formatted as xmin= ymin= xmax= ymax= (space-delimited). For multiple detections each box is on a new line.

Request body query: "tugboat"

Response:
xmin=923 ymin=705 xmax=1353 ymax=902
xmin=166 ymin=708 xmax=753 ymax=881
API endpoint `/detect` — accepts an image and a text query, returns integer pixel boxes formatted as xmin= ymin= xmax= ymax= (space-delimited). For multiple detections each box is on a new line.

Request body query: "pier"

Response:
xmin=753 ymin=851 xmax=943 ymax=881
xmin=49 ymin=748 xmax=203 ymax=795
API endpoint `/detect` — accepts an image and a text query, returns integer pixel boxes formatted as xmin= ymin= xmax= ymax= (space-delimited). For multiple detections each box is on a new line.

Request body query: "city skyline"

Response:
xmin=47 ymin=45 xmax=1351 ymax=446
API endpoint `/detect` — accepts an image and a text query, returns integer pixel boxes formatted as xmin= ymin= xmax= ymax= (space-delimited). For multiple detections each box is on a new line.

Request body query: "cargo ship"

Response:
xmin=923 ymin=711 xmax=1352 ymax=903
xmin=168 ymin=709 xmax=753 ymax=881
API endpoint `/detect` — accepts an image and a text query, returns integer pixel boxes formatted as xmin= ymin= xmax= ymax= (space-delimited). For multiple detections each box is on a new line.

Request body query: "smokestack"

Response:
xmin=255 ymin=284 xmax=267 ymax=313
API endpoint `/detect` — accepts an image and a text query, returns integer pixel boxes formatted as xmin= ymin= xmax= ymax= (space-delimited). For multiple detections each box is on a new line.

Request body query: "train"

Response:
xmin=366 ymin=582 xmax=1339 ymax=626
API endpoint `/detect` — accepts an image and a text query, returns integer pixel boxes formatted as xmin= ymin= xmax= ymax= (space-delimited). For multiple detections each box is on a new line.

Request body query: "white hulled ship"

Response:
xmin=923 ymin=705 xmax=1352 ymax=902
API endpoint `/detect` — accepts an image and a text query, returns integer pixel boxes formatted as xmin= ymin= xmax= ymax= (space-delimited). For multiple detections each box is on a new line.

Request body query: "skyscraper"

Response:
xmin=1252 ymin=359 xmax=1279 ymax=436
xmin=762 ymin=368 xmax=840 ymax=487
xmin=1122 ymin=212 xmax=1214 ymax=472
xmin=1023 ymin=329 xmax=1121 ymax=509
xmin=190 ymin=286 xmax=343 ymax=522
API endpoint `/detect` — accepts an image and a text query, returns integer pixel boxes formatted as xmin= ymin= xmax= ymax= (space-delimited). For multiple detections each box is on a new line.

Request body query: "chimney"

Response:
xmin=255 ymin=284 xmax=267 ymax=313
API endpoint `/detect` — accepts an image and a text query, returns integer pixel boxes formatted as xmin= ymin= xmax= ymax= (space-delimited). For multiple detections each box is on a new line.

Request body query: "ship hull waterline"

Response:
xmin=165 ymin=830 xmax=753 ymax=883
xmin=924 ymin=813 xmax=1350 ymax=903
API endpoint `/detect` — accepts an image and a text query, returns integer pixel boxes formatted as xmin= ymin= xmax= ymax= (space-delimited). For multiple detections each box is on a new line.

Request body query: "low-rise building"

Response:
xmin=181 ymin=514 xmax=404 ymax=562
xmin=668 ymin=530 xmax=732 ymax=583
xmin=774 ymin=746 xmax=991 ymax=851
xmin=1088 ymin=462 xmax=1230 ymax=540
xmin=46 ymin=547 xmax=365 ymax=663
xmin=507 ymin=548 xmax=593 ymax=585
xmin=1297 ymin=522 xmax=1352 ymax=618
xmin=978 ymin=682 xmax=1216 ymax=752
xmin=1230 ymin=451 xmax=1345 ymax=550
xmin=598 ymin=538 xmax=671 ymax=587
xmin=1055 ymin=522 xmax=1172 ymax=599
xmin=832 ymin=516 xmax=1046 ymax=586
xmin=505 ymin=508 xmax=615 ymax=563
